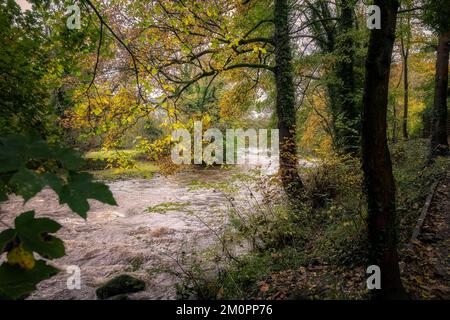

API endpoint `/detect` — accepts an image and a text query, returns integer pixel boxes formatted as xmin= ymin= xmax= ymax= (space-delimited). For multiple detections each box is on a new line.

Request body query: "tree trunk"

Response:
xmin=306 ymin=0 xmax=361 ymax=155
xmin=392 ymin=97 xmax=398 ymax=143
xmin=361 ymin=0 xmax=408 ymax=300
xmin=274 ymin=0 xmax=304 ymax=198
xmin=402 ymin=53 xmax=409 ymax=140
xmin=331 ymin=0 xmax=360 ymax=155
xmin=430 ymin=31 xmax=450 ymax=159
xmin=400 ymin=18 xmax=410 ymax=140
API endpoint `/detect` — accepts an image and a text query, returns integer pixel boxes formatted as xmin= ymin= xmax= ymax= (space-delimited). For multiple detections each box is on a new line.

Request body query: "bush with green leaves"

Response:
xmin=0 ymin=134 xmax=117 ymax=299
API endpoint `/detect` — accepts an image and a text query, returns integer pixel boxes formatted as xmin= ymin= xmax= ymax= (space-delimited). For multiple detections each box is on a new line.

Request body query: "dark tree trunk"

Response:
xmin=402 ymin=54 xmax=409 ymax=140
xmin=361 ymin=0 xmax=408 ymax=300
xmin=274 ymin=0 xmax=304 ymax=197
xmin=400 ymin=18 xmax=410 ymax=140
xmin=430 ymin=31 xmax=450 ymax=159
xmin=392 ymin=97 xmax=398 ymax=143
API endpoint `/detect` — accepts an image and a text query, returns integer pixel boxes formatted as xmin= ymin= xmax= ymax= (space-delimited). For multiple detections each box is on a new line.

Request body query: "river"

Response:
xmin=0 ymin=148 xmax=295 ymax=299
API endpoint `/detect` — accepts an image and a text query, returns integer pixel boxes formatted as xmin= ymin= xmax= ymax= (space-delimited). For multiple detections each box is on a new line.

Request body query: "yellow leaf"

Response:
xmin=7 ymin=245 xmax=36 ymax=270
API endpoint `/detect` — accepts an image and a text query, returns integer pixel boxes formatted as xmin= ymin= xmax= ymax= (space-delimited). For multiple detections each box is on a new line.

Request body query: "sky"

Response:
xmin=16 ymin=0 xmax=33 ymax=11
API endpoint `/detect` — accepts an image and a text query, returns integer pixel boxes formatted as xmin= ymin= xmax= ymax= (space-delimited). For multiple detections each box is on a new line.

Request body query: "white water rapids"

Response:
xmin=0 ymin=149 xmax=313 ymax=299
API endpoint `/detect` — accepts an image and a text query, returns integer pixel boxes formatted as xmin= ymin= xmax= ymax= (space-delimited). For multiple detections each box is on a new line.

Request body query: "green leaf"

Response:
xmin=0 ymin=229 xmax=16 ymax=253
xmin=0 ymin=179 xmax=7 ymax=202
xmin=23 ymin=136 xmax=53 ymax=160
xmin=41 ymin=173 xmax=64 ymax=194
xmin=58 ymin=172 xmax=117 ymax=219
xmin=14 ymin=211 xmax=65 ymax=259
xmin=0 ymin=260 xmax=59 ymax=300
xmin=53 ymin=146 xmax=84 ymax=171
xmin=9 ymin=169 xmax=46 ymax=202
xmin=0 ymin=134 xmax=84 ymax=174
xmin=0 ymin=135 xmax=26 ymax=173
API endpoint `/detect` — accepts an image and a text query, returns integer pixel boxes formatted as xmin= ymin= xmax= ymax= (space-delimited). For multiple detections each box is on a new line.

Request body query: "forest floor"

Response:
xmin=197 ymin=140 xmax=450 ymax=300
xmin=251 ymin=164 xmax=450 ymax=300
xmin=401 ymin=167 xmax=450 ymax=299
xmin=250 ymin=168 xmax=450 ymax=300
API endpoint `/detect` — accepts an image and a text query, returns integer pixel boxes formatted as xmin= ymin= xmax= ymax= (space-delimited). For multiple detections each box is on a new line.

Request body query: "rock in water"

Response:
xmin=96 ymin=275 xmax=145 ymax=300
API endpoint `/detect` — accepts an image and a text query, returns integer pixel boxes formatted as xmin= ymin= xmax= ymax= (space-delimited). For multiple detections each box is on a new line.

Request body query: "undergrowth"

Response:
xmin=174 ymin=139 xmax=449 ymax=300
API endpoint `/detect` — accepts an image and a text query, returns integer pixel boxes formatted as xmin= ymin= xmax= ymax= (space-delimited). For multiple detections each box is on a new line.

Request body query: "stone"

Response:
xmin=96 ymin=274 xmax=145 ymax=300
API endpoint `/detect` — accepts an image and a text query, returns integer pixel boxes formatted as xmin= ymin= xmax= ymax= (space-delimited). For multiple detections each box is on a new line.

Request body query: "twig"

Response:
xmin=85 ymin=21 xmax=103 ymax=94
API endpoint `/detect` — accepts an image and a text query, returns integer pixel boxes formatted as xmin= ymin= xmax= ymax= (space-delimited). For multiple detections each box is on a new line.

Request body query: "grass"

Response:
xmin=127 ymin=256 xmax=145 ymax=272
xmin=391 ymin=139 xmax=450 ymax=241
xmin=146 ymin=201 xmax=192 ymax=214
xmin=84 ymin=148 xmax=159 ymax=180
xmin=85 ymin=149 xmax=142 ymax=160
xmin=175 ymin=138 xmax=450 ymax=300
xmin=90 ymin=161 xmax=159 ymax=181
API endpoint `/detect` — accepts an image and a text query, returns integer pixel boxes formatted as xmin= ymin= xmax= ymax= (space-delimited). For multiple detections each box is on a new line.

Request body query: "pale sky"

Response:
xmin=16 ymin=0 xmax=33 ymax=11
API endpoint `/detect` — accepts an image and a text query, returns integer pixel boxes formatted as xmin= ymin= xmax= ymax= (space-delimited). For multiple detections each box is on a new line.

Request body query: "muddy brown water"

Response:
xmin=0 ymin=168 xmax=241 ymax=300
xmin=0 ymin=150 xmax=313 ymax=300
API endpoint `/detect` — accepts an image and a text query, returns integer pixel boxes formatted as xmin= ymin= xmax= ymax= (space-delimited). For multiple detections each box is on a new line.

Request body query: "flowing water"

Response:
xmin=1 ymin=169 xmax=240 ymax=299
xmin=0 ymin=149 xmax=292 ymax=299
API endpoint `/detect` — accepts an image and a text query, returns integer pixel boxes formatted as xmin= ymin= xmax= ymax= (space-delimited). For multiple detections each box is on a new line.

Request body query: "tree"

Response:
xmin=0 ymin=1 xmax=51 ymax=136
xmin=80 ymin=0 xmax=305 ymax=197
xmin=361 ymin=0 xmax=407 ymax=299
xmin=429 ymin=32 xmax=449 ymax=157
xmin=423 ymin=0 xmax=450 ymax=159
xmin=0 ymin=0 xmax=101 ymax=140
xmin=304 ymin=0 xmax=363 ymax=155
xmin=274 ymin=0 xmax=304 ymax=196
xmin=0 ymin=1 xmax=118 ymax=299
xmin=399 ymin=13 xmax=412 ymax=140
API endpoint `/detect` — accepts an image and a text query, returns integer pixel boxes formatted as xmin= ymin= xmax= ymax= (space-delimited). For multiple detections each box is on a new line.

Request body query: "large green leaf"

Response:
xmin=0 ymin=134 xmax=83 ymax=174
xmin=52 ymin=146 xmax=84 ymax=171
xmin=0 ymin=134 xmax=117 ymax=299
xmin=0 ymin=229 xmax=16 ymax=253
xmin=41 ymin=172 xmax=64 ymax=194
xmin=58 ymin=172 xmax=117 ymax=219
xmin=9 ymin=169 xmax=46 ymax=202
xmin=0 ymin=135 xmax=27 ymax=173
xmin=0 ymin=179 xmax=7 ymax=202
xmin=14 ymin=211 xmax=65 ymax=259
xmin=0 ymin=260 xmax=59 ymax=300
xmin=9 ymin=169 xmax=65 ymax=203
